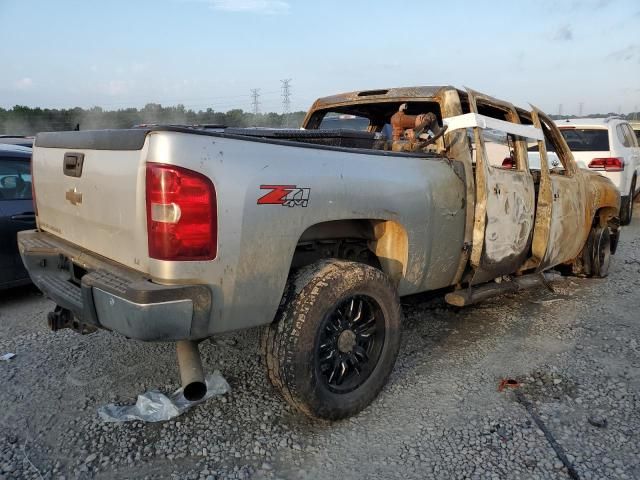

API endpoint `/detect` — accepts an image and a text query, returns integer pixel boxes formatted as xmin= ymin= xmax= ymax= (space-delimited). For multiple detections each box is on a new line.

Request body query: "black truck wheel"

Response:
xmin=261 ymin=259 xmax=402 ymax=420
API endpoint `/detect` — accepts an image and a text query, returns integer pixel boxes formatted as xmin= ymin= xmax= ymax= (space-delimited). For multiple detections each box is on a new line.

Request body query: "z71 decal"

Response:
xmin=258 ymin=185 xmax=310 ymax=207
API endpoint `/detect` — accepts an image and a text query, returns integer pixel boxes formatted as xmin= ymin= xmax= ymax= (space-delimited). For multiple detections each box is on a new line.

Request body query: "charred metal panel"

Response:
xmin=527 ymin=107 xmax=620 ymax=272
xmin=440 ymin=88 xmax=475 ymax=285
xmin=302 ymin=86 xmax=456 ymax=129
xmin=466 ymin=89 xmax=536 ymax=284
xmin=369 ymin=220 xmax=408 ymax=285
xmin=528 ymin=108 xmax=587 ymax=271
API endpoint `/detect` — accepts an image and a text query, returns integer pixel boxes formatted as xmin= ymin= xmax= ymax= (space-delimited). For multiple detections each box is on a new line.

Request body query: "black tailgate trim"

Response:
xmin=35 ymin=129 xmax=151 ymax=151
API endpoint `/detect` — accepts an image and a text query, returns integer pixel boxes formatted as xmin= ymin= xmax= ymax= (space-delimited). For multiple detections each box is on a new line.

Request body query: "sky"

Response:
xmin=1 ymin=0 xmax=639 ymax=115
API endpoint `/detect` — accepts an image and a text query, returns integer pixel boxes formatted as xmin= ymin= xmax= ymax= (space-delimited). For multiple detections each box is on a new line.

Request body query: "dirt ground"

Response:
xmin=1 ymin=201 xmax=639 ymax=480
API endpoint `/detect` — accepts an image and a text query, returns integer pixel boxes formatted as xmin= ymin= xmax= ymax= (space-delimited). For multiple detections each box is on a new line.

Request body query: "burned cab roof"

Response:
xmin=312 ymin=86 xmax=456 ymax=109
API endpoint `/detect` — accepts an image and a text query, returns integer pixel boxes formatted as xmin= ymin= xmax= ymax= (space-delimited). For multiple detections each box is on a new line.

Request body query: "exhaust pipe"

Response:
xmin=176 ymin=340 xmax=207 ymax=401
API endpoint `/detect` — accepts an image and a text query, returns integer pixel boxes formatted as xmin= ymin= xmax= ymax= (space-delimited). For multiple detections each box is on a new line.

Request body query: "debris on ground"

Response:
xmin=0 ymin=353 xmax=16 ymax=361
xmin=97 ymin=372 xmax=230 ymax=422
xmin=497 ymin=378 xmax=520 ymax=392
xmin=587 ymin=415 xmax=608 ymax=428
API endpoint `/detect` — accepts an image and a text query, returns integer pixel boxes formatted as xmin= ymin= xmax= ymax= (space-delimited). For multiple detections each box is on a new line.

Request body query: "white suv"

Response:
xmin=555 ymin=118 xmax=640 ymax=224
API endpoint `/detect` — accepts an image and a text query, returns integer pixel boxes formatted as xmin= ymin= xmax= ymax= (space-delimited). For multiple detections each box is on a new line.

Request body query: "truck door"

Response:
xmin=466 ymin=90 xmax=537 ymax=284
xmin=528 ymin=108 xmax=587 ymax=270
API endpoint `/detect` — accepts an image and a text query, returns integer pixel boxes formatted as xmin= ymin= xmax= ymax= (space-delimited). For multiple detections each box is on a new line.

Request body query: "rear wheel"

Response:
xmin=261 ymin=259 xmax=402 ymax=420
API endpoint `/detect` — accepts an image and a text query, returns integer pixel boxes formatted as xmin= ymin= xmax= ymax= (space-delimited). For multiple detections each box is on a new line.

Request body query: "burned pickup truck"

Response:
xmin=18 ymin=86 xmax=620 ymax=419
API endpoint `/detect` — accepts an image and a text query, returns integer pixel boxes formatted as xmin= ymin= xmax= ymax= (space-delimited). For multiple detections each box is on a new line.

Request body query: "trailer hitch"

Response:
xmin=47 ymin=306 xmax=96 ymax=334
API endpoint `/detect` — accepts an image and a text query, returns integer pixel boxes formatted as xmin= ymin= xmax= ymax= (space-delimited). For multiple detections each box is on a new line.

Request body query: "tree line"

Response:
xmin=1 ymin=103 xmax=638 ymax=136
xmin=0 ymin=104 xmax=308 ymax=136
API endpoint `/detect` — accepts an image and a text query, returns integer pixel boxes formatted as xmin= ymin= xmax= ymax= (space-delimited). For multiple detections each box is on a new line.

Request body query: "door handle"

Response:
xmin=10 ymin=213 xmax=36 ymax=222
xmin=63 ymin=152 xmax=85 ymax=177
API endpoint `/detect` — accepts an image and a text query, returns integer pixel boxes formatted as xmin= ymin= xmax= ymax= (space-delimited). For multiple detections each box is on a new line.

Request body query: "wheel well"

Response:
xmin=595 ymin=206 xmax=619 ymax=228
xmin=291 ymin=219 xmax=409 ymax=285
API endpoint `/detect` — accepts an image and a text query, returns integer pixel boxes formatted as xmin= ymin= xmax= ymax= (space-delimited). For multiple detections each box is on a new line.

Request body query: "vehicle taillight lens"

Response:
xmin=502 ymin=157 xmax=516 ymax=169
xmin=145 ymin=163 xmax=217 ymax=261
xmin=587 ymin=157 xmax=624 ymax=172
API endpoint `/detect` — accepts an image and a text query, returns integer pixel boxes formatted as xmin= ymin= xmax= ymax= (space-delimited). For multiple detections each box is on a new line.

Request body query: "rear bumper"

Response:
xmin=17 ymin=230 xmax=212 ymax=341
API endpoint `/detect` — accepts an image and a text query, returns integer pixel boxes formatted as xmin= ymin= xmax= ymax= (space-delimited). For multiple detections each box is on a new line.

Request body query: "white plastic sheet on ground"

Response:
xmin=98 ymin=371 xmax=230 ymax=422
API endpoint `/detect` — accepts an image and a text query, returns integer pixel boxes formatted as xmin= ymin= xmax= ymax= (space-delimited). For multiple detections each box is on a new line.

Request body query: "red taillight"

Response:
xmin=502 ymin=157 xmax=516 ymax=169
xmin=145 ymin=163 xmax=217 ymax=261
xmin=588 ymin=157 xmax=624 ymax=172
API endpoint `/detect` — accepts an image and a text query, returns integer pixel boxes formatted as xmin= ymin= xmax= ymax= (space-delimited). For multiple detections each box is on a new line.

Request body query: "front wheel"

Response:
xmin=261 ymin=260 xmax=402 ymax=420
xmin=590 ymin=226 xmax=611 ymax=278
xmin=620 ymin=179 xmax=636 ymax=225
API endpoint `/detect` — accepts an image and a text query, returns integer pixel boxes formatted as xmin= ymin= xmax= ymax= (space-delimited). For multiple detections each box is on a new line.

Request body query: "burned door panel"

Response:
xmin=528 ymin=108 xmax=589 ymax=271
xmin=466 ymin=90 xmax=536 ymax=284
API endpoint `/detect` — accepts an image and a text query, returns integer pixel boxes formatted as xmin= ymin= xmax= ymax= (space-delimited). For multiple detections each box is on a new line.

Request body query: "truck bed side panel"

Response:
xmin=144 ymin=132 xmax=466 ymax=335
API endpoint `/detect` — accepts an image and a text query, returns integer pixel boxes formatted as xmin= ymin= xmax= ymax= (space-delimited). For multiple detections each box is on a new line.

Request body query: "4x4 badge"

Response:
xmin=257 ymin=185 xmax=310 ymax=207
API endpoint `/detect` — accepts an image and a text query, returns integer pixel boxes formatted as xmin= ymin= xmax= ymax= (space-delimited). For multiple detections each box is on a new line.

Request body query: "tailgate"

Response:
xmin=33 ymin=129 xmax=150 ymax=273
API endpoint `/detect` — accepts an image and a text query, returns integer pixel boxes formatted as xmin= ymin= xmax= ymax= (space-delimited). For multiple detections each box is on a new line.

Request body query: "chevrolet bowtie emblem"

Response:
xmin=65 ymin=188 xmax=83 ymax=206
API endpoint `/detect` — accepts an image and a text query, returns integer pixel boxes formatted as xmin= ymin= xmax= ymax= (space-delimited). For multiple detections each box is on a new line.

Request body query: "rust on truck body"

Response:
xmin=524 ymin=107 xmax=619 ymax=272
xmin=304 ymin=86 xmax=621 ymax=286
xmin=465 ymin=88 xmax=537 ymax=284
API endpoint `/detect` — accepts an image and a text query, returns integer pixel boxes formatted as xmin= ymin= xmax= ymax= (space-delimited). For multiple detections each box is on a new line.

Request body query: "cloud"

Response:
xmin=14 ymin=77 xmax=34 ymax=90
xmin=606 ymin=45 xmax=640 ymax=63
xmin=552 ymin=24 xmax=573 ymax=41
xmin=209 ymin=0 xmax=289 ymax=14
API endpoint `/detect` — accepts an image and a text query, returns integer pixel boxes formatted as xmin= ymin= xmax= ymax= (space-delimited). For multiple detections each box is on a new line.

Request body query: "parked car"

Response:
xmin=630 ymin=121 xmax=640 ymax=145
xmin=18 ymin=86 xmax=620 ymax=419
xmin=555 ymin=118 xmax=640 ymax=224
xmin=0 ymin=136 xmax=35 ymax=148
xmin=0 ymin=144 xmax=35 ymax=289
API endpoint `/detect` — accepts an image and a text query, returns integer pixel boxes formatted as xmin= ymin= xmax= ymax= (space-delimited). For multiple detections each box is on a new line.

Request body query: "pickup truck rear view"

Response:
xmin=18 ymin=86 xmax=621 ymax=419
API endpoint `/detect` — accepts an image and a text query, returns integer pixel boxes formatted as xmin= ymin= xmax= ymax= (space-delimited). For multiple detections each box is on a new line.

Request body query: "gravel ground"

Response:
xmin=1 ymin=203 xmax=639 ymax=480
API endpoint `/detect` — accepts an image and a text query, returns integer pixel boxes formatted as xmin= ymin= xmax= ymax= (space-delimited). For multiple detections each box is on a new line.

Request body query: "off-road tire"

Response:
xmin=261 ymin=259 xmax=402 ymax=420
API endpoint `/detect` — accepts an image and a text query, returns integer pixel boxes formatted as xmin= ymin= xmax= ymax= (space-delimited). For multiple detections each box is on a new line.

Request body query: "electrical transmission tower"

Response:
xmin=281 ymin=79 xmax=292 ymax=126
xmin=579 ymin=102 xmax=584 ymax=117
xmin=250 ymin=88 xmax=261 ymax=115
xmin=558 ymin=104 xmax=563 ymax=116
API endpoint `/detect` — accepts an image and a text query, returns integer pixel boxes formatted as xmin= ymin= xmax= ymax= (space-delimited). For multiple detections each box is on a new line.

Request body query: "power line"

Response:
xmin=250 ymin=88 xmax=261 ymax=115
xmin=281 ymin=79 xmax=292 ymax=126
